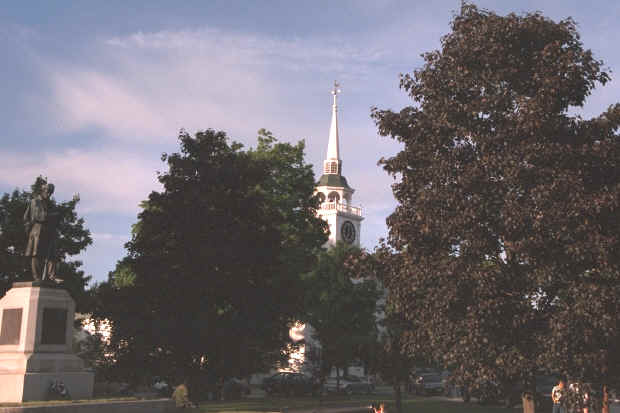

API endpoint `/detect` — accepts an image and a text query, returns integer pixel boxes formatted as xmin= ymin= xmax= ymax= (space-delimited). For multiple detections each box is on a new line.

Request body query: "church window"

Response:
xmin=328 ymin=192 xmax=340 ymax=203
xmin=317 ymin=192 xmax=326 ymax=203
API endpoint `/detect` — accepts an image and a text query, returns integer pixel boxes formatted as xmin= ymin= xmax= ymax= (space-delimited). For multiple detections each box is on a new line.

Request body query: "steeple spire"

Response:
xmin=324 ymin=81 xmax=342 ymax=175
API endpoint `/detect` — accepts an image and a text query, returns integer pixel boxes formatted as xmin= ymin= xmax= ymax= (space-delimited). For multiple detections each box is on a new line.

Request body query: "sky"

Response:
xmin=1 ymin=1 xmax=619 ymax=285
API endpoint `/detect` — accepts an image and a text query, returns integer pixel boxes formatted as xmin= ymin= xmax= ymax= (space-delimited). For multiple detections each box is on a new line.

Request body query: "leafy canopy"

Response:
xmin=372 ymin=2 xmax=620 ymax=405
xmin=302 ymin=242 xmax=380 ymax=379
xmin=93 ymin=129 xmax=327 ymax=384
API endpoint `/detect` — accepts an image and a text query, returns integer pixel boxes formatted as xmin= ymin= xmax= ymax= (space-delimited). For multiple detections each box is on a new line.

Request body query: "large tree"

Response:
xmin=0 ymin=177 xmax=92 ymax=309
xmin=372 ymin=4 xmax=619 ymax=412
xmin=92 ymin=129 xmax=327 ymax=389
xmin=301 ymin=242 xmax=380 ymax=386
xmin=349 ymin=245 xmax=422 ymax=413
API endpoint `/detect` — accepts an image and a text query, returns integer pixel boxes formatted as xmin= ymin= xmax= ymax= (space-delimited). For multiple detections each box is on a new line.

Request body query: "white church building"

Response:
xmin=285 ymin=83 xmax=367 ymax=378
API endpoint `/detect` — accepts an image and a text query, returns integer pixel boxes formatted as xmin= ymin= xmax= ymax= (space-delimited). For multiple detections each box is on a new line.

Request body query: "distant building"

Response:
xmin=286 ymin=82 xmax=367 ymax=378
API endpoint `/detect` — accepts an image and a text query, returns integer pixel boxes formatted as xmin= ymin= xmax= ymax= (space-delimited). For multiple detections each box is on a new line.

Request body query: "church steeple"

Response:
xmin=324 ymin=81 xmax=342 ymax=175
xmin=315 ymin=81 xmax=362 ymax=248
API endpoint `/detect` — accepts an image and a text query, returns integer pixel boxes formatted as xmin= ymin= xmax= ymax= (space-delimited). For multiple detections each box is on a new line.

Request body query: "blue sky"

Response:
xmin=1 ymin=1 xmax=619 ymax=284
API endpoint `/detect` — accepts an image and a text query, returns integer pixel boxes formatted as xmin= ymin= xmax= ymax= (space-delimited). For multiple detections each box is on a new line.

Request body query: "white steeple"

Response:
xmin=324 ymin=81 xmax=342 ymax=175
xmin=315 ymin=81 xmax=363 ymax=248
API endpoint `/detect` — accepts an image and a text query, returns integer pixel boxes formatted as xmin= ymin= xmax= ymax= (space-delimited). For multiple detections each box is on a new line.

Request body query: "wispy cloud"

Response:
xmin=104 ymin=28 xmax=390 ymax=68
xmin=49 ymin=71 xmax=169 ymax=140
xmin=0 ymin=149 xmax=160 ymax=214
xmin=39 ymin=26 xmax=415 ymax=144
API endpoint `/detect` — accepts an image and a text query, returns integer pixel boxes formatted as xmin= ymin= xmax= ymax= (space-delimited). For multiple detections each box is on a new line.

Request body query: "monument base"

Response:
xmin=0 ymin=371 xmax=94 ymax=402
xmin=0 ymin=283 xmax=94 ymax=402
xmin=0 ymin=352 xmax=87 ymax=373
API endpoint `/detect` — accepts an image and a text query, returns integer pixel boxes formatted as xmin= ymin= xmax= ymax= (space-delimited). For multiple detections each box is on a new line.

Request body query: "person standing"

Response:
xmin=552 ymin=379 xmax=566 ymax=413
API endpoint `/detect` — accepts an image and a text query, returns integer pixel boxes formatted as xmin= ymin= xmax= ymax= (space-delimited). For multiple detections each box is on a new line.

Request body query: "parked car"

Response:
xmin=262 ymin=372 xmax=319 ymax=396
xmin=324 ymin=376 xmax=374 ymax=395
xmin=414 ymin=373 xmax=444 ymax=396
xmin=151 ymin=376 xmax=171 ymax=396
xmin=222 ymin=378 xmax=251 ymax=400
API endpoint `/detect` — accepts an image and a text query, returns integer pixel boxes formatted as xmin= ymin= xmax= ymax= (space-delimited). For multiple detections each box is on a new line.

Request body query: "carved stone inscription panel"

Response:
xmin=41 ymin=308 xmax=67 ymax=345
xmin=0 ymin=308 xmax=23 ymax=345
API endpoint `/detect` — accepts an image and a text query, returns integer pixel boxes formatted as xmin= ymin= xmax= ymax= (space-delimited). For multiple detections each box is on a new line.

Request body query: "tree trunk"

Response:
xmin=602 ymin=384 xmax=609 ymax=413
xmin=394 ymin=381 xmax=402 ymax=413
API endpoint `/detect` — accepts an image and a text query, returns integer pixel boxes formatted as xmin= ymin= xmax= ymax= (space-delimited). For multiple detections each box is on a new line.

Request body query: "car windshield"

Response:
xmin=424 ymin=375 xmax=442 ymax=382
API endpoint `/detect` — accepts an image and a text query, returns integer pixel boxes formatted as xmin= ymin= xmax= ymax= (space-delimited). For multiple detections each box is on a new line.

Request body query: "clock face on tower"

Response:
xmin=341 ymin=221 xmax=356 ymax=244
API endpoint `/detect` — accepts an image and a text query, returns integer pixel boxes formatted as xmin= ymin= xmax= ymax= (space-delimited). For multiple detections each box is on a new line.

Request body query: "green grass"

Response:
xmin=0 ymin=391 xmax=522 ymax=413
xmin=398 ymin=399 xmax=520 ymax=413
xmin=198 ymin=394 xmax=373 ymax=412
xmin=197 ymin=394 xmax=522 ymax=413
xmin=0 ymin=397 xmax=138 ymax=407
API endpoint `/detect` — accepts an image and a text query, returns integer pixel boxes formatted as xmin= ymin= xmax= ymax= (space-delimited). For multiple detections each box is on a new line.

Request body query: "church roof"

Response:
xmin=317 ymin=174 xmax=351 ymax=189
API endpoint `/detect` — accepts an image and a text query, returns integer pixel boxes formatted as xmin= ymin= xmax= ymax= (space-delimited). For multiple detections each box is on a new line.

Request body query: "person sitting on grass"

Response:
xmin=172 ymin=379 xmax=195 ymax=409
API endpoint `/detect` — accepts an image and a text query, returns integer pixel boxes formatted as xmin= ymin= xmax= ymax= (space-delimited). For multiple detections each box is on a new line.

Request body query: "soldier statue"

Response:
xmin=23 ymin=182 xmax=60 ymax=282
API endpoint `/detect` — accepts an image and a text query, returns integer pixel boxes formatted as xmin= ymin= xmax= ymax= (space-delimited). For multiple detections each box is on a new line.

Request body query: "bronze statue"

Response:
xmin=23 ymin=183 xmax=60 ymax=281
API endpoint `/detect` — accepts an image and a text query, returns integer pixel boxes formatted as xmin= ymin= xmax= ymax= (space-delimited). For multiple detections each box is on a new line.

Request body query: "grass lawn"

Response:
xmin=197 ymin=394 xmax=522 ymax=413
xmin=0 ymin=397 xmax=138 ymax=407
xmin=198 ymin=394 xmax=371 ymax=412
xmin=399 ymin=399 xmax=520 ymax=413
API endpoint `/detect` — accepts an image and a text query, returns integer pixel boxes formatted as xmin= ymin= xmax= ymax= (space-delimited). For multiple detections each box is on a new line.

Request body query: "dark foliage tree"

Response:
xmin=0 ymin=177 xmax=92 ymax=309
xmin=92 ymin=129 xmax=327 ymax=391
xmin=348 ymin=245 xmax=421 ymax=413
xmin=372 ymin=4 xmax=619 ymax=413
xmin=302 ymin=242 xmax=380 ymax=387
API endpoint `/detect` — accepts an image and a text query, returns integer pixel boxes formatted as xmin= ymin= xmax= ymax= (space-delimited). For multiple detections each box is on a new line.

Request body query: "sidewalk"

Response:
xmin=286 ymin=406 xmax=370 ymax=413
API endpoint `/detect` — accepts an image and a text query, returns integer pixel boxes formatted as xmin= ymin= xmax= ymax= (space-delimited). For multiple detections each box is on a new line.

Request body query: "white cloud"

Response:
xmin=104 ymin=28 xmax=389 ymax=68
xmin=41 ymin=26 xmax=409 ymax=144
xmin=0 ymin=149 xmax=160 ymax=214
xmin=50 ymin=71 xmax=169 ymax=139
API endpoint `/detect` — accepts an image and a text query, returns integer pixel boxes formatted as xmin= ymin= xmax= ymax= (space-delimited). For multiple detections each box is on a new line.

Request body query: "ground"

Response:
xmin=198 ymin=397 xmax=520 ymax=413
xmin=197 ymin=386 xmax=521 ymax=413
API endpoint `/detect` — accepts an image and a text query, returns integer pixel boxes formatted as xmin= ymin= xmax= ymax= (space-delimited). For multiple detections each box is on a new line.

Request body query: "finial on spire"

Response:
xmin=332 ymin=81 xmax=341 ymax=95
xmin=331 ymin=81 xmax=341 ymax=106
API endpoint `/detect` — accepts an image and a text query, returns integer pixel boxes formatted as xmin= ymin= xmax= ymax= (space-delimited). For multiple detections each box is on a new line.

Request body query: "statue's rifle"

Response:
xmin=41 ymin=210 xmax=62 ymax=282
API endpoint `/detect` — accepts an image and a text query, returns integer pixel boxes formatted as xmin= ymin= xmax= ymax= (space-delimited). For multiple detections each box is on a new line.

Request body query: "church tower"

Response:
xmin=315 ymin=82 xmax=363 ymax=247
xmin=278 ymin=83 xmax=366 ymax=378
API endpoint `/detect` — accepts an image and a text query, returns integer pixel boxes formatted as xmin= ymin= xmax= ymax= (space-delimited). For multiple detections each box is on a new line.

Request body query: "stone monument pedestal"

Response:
xmin=0 ymin=282 xmax=94 ymax=402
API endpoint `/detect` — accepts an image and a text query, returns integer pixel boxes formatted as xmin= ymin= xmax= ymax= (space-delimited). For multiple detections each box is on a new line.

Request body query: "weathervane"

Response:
xmin=331 ymin=81 xmax=341 ymax=106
